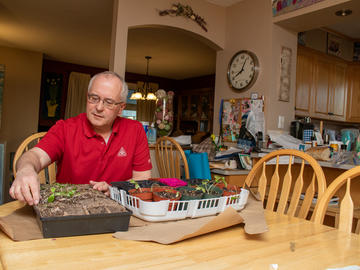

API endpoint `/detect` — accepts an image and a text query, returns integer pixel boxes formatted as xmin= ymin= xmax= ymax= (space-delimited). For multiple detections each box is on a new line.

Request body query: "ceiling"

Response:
xmin=0 ymin=0 xmax=359 ymax=80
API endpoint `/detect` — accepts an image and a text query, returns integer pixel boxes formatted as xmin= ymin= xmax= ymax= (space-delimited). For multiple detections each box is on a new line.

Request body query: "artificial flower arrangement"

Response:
xmin=155 ymin=89 xmax=174 ymax=137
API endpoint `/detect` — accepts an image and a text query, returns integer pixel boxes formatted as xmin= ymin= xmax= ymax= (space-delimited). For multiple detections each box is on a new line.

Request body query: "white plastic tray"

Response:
xmin=110 ymin=187 xmax=249 ymax=222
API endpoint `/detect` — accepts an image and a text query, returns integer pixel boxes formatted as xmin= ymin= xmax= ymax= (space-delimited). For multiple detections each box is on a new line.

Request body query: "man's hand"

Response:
xmin=90 ymin=180 xmax=110 ymax=196
xmin=9 ymin=166 xmax=40 ymax=205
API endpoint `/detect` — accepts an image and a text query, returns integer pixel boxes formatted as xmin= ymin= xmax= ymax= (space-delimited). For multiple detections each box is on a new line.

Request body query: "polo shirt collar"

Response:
xmin=82 ymin=113 xmax=123 ymax=138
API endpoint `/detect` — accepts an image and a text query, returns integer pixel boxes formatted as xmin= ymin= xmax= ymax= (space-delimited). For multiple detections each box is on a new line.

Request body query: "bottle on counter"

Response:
xmin=147 ymin=123 xmax=157 ymax=144
xmin=303 ymin=117 xmax=314 ymax=144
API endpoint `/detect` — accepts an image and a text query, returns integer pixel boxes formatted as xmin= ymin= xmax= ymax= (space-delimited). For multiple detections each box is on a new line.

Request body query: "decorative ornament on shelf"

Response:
xmin=158 ymin=3 xmax=208 ymax=32
xmin=154 ymin=89 xmax=174 ymax=137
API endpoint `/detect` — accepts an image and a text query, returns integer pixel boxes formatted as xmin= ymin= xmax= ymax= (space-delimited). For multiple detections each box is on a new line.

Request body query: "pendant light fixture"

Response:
xmin=130 ymin=56 xmax=157 ymax=100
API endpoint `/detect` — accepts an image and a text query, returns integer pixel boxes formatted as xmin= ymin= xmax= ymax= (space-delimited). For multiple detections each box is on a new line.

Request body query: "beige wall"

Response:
xmin=213 ymin=0 xmax=297 ymax=134
xmin=110 ymin=0 xmax=226 ymax=76
xmin=0 ymin=46 xmax=43 ymax=202
xmin=111 ymin=0 xmax=298 ymax=135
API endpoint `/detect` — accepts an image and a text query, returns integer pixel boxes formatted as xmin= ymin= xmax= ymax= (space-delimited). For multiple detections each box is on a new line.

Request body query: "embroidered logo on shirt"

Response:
xmin=117 ymin=147 xmax=127 ymax=157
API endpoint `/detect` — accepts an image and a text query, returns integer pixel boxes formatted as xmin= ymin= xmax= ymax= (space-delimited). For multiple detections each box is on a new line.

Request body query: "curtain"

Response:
xmin=65 ymin=72 xmax=91 ymax=119
xmin=136 ymin=81 xmax=158 ymax=123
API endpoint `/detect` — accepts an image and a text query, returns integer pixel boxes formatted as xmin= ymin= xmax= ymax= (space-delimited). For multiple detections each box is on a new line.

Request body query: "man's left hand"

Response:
xmin=89 ymin=180 xmax=110 ymax=196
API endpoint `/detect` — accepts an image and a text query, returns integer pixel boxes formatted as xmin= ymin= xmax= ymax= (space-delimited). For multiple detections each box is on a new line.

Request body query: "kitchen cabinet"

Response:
xmin=295 ymin=48 xmax=313 ymax=116
xmin=347 ymin=64 xmax=360 ymax=122
xmin=176 ymin=88 xmax=214 ymax=135
xmin=295 ymin=46 xmax=348 ymax=122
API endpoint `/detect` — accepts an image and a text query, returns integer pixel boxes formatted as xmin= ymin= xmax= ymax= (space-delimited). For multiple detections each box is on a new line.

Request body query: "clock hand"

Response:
xmin=232 ymin=58 xmax=248 ymax=80
xmin=239 ymin=58 xmax=248 ymax=73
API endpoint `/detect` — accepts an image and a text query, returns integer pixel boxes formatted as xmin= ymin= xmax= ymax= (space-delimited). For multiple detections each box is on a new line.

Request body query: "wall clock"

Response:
xmin=227 ymin=50 xmax=259 ymax=91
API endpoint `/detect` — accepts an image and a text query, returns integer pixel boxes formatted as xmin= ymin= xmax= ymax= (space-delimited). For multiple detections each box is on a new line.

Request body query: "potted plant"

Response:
xmin=195 ymin=179 xmax=223 ymax=199
xmin=153 ymin=188 xmax=181 ymax=210
xmin=128 ymin=179 xmax=153 ymax=203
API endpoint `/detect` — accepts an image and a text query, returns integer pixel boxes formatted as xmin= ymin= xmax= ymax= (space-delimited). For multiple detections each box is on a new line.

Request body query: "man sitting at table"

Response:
xmin=9 ymin=71 xmax=152 ymax=206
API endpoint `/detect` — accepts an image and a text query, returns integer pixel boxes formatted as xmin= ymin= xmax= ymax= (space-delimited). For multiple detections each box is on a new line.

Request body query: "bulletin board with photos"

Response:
xmin=221 ymin=97 xmax=264 ymax=142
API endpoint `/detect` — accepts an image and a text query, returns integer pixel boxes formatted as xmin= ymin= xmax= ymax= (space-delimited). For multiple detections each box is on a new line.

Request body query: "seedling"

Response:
xmin=214 ymin=175 xmax=227 ymax=188
xmin=47 ymin=184 xmax=77 ymax=203
xmin=129 ymin=179 xmax=142 ymax=192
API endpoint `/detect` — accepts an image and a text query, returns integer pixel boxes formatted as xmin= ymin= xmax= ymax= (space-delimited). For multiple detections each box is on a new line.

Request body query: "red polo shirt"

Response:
xmin=36 ymin=113 xmax=152 ymax=184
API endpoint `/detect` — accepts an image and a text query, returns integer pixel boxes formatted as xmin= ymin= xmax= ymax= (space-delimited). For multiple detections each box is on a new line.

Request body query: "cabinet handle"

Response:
xmin=328 ymin=112 xmax=334 ymax=116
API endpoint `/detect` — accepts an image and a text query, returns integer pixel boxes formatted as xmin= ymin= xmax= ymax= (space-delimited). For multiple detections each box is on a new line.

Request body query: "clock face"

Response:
xmin=227 ymin=50 xmax=259 ymax=91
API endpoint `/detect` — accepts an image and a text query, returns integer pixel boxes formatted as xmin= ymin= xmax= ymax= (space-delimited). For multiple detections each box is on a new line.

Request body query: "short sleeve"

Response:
xmin=35 ymin=120 xmax=65 ymax=162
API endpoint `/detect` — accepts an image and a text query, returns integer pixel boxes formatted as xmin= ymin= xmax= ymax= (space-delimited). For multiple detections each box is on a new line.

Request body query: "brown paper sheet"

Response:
xmin=113 ymin=195 xmax=268 ymax=244
xmin=0 ymin=194 xmax=267 ymax=243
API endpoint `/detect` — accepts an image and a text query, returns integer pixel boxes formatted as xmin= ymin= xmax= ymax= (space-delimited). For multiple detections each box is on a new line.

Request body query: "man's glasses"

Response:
xmin=87 ymin=94 xmax=122 ymax=109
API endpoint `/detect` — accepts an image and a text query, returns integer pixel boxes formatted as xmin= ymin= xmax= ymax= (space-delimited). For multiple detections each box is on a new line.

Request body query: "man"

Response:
xmin=10 ymin=71 xmax=152 ymax=205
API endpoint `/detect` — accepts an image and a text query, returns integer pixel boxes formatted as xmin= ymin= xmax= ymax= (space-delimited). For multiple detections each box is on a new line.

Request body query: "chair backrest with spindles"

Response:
xmin=244 ymin=149 xmax=326 ymax=220
xmin=155 ymin=136 xmax=190 ymax=179
xmin=314 ymin=166 xmax=360 ymax=234
xmin=13 ymin=132 xmax=56 ymax=184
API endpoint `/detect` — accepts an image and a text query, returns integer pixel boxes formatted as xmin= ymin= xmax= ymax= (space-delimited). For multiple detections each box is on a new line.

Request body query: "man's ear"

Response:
xmin=117 ymin=103 xmax=126 ymax=117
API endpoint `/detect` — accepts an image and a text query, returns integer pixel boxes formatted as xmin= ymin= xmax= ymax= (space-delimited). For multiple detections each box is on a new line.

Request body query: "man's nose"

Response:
xmin=95 ymin=100 xmax=105 ymax=110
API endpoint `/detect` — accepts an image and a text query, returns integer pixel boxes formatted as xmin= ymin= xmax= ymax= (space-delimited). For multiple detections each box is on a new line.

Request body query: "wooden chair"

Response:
xmin=13 ymin=132 xmax=56 ymax=184
xmin=155 ymin=136 xmax=190 ymax=179
xmin=314 ymin=166 xmax=360 ymax=234
xmin=244 ymin=149 xmax=326 ymax=220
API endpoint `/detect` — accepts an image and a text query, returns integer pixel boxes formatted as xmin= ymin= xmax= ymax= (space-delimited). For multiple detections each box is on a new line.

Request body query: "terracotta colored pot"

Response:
xmin=153 ymin=189 xmax=181 ymax=211
xmin=128 ymin=188 xmax=153 ymax=207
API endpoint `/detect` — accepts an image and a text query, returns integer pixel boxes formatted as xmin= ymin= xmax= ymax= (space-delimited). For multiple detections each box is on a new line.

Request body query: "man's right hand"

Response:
xmin=9 ymin=166 xmax=40 ymax=205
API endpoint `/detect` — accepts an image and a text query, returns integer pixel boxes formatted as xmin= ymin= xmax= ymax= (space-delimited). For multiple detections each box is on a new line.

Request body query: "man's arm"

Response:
xmin=9 ymin=147 xmax=52 ymax=205
xmin=132 ymin=170 xmax=151 ymax=180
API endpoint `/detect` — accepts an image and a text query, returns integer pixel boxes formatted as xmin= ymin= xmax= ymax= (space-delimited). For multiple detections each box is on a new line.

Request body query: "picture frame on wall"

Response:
xmin=0 ymin=64 xmax=5 ymax=128
xmin=0 ymin=141 xmax=5 ymax=204
xmin=278 ymin=46 xmax=292 ymax=102
xmin=327 ymin=33 xmax=342 ymax=57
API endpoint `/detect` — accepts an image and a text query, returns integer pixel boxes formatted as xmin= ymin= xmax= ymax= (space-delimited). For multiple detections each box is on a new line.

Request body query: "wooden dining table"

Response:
xmin=0 ymin=201 xmax=359 ymax=270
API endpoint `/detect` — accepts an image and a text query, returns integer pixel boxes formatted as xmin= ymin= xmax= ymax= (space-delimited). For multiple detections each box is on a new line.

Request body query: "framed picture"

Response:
xmin=0 ymin=64 xmax=5 ymax=128
xmin=40 ymin=73 xmax=63 ymax=120
xmin=0 ymin=141 xmax=5 ymax=204
xmin=327 ymin=33 xmax=342 ymax=57
xmin=278 ymin=46 xmax=292 ymax=102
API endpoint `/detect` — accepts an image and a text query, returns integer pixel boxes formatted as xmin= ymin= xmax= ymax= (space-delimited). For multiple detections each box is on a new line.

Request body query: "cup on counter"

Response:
xmin=329 ymin=141 xmax=342 ymax=152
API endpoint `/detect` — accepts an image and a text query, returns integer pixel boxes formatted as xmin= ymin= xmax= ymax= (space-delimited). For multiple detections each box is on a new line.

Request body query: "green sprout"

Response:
xmin=47 ymin=184 xmax=77 ymax=203
xmin=129 ymin=179 xmax=142 ymax=192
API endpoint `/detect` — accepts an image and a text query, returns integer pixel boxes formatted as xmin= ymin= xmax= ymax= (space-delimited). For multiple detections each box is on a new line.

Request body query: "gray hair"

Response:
xmin=88 ymin=71 xmax=129 ymax=102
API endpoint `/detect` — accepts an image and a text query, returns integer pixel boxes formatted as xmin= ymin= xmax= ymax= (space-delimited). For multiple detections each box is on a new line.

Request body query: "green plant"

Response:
xmin=214 ymin=175 xmax=227 ymax=188
xmin=129 ymin=179 xmax=142 ymax=192
xmin=195 ymin=179 xmax=217 ymax=194
xmin=47 ymin=183 xmax=77 ymax=203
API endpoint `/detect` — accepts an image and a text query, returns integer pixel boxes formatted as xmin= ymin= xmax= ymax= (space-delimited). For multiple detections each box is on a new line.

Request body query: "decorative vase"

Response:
xmin=154 ymin=89 xmax=174 ymax=137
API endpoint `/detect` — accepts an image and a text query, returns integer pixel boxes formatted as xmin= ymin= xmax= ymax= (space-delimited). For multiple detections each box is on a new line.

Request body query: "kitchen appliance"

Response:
xmin=290 ymin=120 xmax=303 ymax=139
xmin=341 ymin=128 xmax=359 ymax=151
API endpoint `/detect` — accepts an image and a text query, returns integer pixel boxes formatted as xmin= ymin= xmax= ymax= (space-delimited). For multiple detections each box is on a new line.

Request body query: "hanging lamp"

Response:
xmin=130 ymin=56 xmax=157 ymax=100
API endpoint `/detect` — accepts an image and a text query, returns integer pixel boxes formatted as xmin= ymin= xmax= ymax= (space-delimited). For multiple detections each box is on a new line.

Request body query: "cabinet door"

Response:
xmin=312 ymin=58 xmax=331 ymax=119
xmin=295 ymin=51 xmax=313 ymax=116
xmin=329 ymin=62 xmax=347 ymax=121
xmin=347 ymin=65 xmax=360 ymax=122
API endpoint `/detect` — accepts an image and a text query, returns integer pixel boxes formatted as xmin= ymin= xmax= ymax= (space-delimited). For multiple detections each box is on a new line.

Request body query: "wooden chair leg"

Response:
xmin=334 ymin=213 xmax=339 ymax=229
xmin=355 ymin=219 xmax=360 ymax=234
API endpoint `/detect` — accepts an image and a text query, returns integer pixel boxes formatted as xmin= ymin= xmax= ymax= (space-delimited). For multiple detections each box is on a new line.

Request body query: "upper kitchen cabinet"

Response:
xmin=347 ymin=64 xmax=360 ymax=122
xmin=295 ymin=46 xmax=348 ymax=122
xmin=295 ymin=48 xmax=313 ymax=116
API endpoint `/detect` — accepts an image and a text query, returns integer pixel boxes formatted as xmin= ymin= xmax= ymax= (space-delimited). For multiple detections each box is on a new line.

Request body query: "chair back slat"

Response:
xmin=299 ymin=173 xmax=315 ymax=219
xmin=244 ymin=149 xmax=326 ymax=220
xmin=287 ymin=160 xmax=305 ymax=217
xmin=258 ymin=163 xmax=267 ymax=203
xmin=13 ymin=132 xmax=56 ymax=184
xmin=314 ymin=167 xmax=360 ymax=234
xmin=155 ymin=137 xmax=190 ymax=179
xmin=266 ymin=156 xmax=280 ymax=211
xmin=338 ymin=178 xmax=354 ymax=233
xmin=278 ymin=155 xmax=293 ymax=214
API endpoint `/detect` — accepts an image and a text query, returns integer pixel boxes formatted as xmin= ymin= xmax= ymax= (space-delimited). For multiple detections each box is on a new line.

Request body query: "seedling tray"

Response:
xmin=110 ymin=187 xmax=249 ymax=222
xmin=34 ymin=208 xmax=132 ymax=238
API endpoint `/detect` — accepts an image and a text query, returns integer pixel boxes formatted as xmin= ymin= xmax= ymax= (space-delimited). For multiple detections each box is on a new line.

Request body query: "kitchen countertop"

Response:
xmin=251 ymin=151 xmax=356 ymax=170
